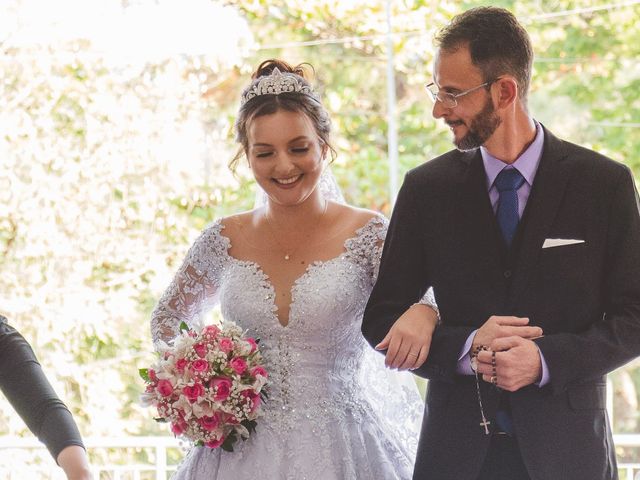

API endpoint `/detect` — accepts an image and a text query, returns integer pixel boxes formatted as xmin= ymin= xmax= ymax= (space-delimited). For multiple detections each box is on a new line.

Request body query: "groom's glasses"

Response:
xmin=425 ymin=78 xmax=499 ymax=108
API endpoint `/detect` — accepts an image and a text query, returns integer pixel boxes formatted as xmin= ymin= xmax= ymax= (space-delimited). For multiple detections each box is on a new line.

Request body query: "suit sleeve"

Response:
xmin=536 ymin=166 xmax=640 ymax=393
xmin=362 ymin=172 xmax=474 ymax=382
xmin=0 ymin=318 xmax=85 ymax=461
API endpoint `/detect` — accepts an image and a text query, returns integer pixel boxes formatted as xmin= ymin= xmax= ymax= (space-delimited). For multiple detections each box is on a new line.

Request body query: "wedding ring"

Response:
xmin=490 ymin=375 xmax=498 ymax=385
xmin=408 ymin=352 xmax=419 ymax=357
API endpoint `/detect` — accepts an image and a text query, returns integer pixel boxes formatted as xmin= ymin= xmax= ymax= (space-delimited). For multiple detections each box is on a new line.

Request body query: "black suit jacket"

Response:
xmin=362 ymin=127 xmax=640 ymax=480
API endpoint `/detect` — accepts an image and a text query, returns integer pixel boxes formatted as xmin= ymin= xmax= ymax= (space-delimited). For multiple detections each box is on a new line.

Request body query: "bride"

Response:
xmin=150 ymin=59 xmax=439 ymax=480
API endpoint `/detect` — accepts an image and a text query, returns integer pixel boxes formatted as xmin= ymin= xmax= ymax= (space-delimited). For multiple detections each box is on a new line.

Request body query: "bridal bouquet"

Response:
xmin=140 ymin=322 xmax=268 ymax=451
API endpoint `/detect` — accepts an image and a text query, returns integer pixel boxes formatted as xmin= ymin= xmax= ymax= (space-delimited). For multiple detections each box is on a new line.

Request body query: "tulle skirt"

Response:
xmin=171 ymin=402 xmax=416 ymax=480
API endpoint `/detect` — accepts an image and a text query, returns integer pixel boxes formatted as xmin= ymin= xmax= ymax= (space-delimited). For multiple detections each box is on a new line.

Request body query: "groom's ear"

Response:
xmin=493 ymin=76 xmax=518 ymax=110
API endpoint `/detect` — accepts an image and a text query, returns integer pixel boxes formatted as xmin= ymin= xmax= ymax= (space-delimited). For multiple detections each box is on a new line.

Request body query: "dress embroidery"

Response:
xmin=151 ymin=215 xmax=423 ymax=480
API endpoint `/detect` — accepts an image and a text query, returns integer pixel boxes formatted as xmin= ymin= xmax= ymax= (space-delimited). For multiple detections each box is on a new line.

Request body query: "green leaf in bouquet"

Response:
xmin=221 ymin=431 xmax=237 ymax=452
xmin=241 ymin=419 xmax=257 ymax=435
xmin=138 ymin=368 xmax=150 ymax=382
xmin=195 ymin=440 xmax=204 ymax=447
xmin=260 ymin=389 xmax=269 ymax=401
xmin=179 ymin=321 xmax=190 ymax=332
xmin=154 ymin=417 xmax=167 ymax=423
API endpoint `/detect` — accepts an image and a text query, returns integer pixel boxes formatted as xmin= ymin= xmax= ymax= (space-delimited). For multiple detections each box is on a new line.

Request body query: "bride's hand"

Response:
xmin=375 ymin=304 xmax=439 ymax=371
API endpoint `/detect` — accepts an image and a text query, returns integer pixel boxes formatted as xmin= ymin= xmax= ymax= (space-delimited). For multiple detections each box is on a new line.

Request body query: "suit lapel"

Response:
xmin=509 ymin=127 xmax=571 ymax=305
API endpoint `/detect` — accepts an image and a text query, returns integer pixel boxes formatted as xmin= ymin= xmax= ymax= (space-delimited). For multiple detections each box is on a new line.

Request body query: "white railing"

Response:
xmin=0 ymin=436 xmax=182 ymax=480
xmin=612 ymin=435 xmax=640 ymax=480
xmin=1 ymin=435 xmax=640 ymax=479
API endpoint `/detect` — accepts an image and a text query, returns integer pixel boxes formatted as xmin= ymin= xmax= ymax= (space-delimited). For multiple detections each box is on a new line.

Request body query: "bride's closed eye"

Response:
xmin=290 ymin=146 xmax=310 ymax=154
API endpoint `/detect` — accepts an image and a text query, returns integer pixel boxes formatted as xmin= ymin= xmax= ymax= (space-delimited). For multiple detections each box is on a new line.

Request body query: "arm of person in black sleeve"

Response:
xmin=0 ymin=316 xmax=93 ymax=479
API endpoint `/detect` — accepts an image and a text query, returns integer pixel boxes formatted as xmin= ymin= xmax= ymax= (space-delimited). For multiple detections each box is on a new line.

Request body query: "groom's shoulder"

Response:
xmin=405 ymin=149 xmax=470 ymax=184
xmin=546 ymin=127 xmax=631 ymax=181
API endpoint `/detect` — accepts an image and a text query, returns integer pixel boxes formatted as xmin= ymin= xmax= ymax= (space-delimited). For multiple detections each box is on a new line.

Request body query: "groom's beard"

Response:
xmin=453 ymin=97 xmax=502 ymax=152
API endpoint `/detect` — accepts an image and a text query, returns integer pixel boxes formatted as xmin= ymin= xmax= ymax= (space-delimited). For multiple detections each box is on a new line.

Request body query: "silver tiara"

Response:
xmin=240 ymin=67 xmax=320 ymax=106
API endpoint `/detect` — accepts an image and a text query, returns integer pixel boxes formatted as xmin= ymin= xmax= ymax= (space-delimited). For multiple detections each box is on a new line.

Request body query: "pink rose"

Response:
xmin=202 ymin=325 xmax=220 ymax=338
xmin=182 ymin=382 xmax=205 ymax=403
xmin=246 ymin=337 xmax=258 ymax=353
xmin=218 ymin=337 xmax=234 ymax=354
xmin=229 ymin=357 xmax=247 ymax=375
xmin=250 ymin=394 xmax=262 ymax=413
xmin=199 ymin=413 xmax=221 ymax=431
xmin=212 ymin=377 xmax=232 ymax=402
xmin=171 ymin=422 xmax=186 ymax=435
xmin=157 ymin=402 xmax=171 ymax=418
xmin=148 ymin=369 xmax=158 ymax=382
xmin=193 ymin=343 xmax=207 ymax=358
xmin=224 ymin=412 xmax=240 ymax=424
xmin=250 ymin=365 xmax=268 ymax=378
xmin=175 ymin=358 xmax=188 ymax=374
xmin=191 ymin=359 xmax=209 ymax=374
xmin=205 ymin=436 xmax=225 ymax=449
xmin=156 ymin=379 xmax=173 ymax=397
xmin=241 ymin=390 xmax=261 ymax=413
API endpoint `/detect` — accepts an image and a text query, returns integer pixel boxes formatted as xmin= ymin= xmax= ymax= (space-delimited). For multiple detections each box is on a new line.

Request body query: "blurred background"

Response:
xmin=1 ymin=0 xmax=639 ymax=478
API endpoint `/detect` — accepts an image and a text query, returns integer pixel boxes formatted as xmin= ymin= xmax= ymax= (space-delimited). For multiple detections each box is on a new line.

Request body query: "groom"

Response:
xmin=363 ymin=6 xmax=640 ymax=480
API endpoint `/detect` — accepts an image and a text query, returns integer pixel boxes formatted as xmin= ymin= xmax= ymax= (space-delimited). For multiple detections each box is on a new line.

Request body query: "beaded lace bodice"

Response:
xmin=151 ymin=215 xmax=424 ymax=479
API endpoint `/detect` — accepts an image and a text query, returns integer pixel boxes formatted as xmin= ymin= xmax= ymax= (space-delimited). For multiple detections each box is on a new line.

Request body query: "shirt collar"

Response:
xmin=481 ymin=120 xmax=544 ymax=189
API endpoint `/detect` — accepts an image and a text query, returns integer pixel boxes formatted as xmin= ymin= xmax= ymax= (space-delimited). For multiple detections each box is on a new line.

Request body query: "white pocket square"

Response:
xmin=542 ymin=238 xmax=585 ymax=249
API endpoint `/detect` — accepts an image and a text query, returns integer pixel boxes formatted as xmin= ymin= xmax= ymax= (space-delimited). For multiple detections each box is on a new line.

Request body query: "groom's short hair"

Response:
xmin=435 ymin=7 xmax=533 ymax=103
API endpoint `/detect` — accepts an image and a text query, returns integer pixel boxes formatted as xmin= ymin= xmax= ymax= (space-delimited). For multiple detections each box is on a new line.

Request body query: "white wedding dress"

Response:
xmin=150 ymin=214 xmax=425 ymax=480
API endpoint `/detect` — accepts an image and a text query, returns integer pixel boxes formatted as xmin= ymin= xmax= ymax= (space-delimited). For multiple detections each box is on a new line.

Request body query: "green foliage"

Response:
xmin=221 ymin=431 xmax=238 ymax=452
xmin=139 ymin=368 xmax=150 ymax=382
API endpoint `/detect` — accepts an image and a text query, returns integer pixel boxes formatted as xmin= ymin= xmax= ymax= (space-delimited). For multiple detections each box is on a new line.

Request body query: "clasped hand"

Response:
xmin=375 ymin=304 xmax=439 ymax=371
xmin=473 ymin=316 xmax=543 ymax=392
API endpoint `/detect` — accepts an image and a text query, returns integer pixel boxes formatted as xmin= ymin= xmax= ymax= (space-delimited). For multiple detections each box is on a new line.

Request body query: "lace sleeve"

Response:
xmin=150 ymin=221 xmax=230 ymax=347
xmin=416 ymin=287 xmax=439 ymax=320
xmin=343 ymin=214 xmax=388 ymax=288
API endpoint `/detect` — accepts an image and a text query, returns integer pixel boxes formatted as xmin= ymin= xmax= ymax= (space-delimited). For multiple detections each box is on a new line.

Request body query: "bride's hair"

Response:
xmin=230 ymin=59 xmax=336 ymax=173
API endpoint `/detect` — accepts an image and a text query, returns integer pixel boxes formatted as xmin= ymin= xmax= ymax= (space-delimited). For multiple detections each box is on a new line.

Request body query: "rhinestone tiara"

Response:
xmin=240 ymin=67 xmax=320 ymax=106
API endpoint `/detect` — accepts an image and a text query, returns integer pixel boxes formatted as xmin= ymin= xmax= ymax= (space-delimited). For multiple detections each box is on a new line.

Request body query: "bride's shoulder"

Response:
xmin=217 ymin=210 xmax=253 ymax=230
xmin=193 ymin=210 xmax=256 ymax=252
xmin=334 ymin=204 xmax=387 ymax=232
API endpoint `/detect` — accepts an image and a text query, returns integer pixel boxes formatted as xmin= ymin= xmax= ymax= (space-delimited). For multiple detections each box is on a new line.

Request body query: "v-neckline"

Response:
xmin=216 ymin=216 xmax=382 ymax=328
xmin=233 ymin=256 xmax=341 ymax=328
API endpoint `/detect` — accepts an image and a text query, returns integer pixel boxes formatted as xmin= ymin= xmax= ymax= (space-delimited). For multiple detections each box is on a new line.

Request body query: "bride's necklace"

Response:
xmin=263 ymin=200 xmax=328 ymax=261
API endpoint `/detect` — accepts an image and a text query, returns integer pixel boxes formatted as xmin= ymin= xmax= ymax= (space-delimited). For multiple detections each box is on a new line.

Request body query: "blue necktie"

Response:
xmin=493 ymin=167 xmax=525 ymax=435
xmin=495 ymin=168 xmax=525 ymax=246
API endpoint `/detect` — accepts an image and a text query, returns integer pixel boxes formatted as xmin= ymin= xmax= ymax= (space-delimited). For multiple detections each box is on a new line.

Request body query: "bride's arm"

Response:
xmin=375 ymin=299 xmax=439 ymax=371
xmin=151 ymin=223 xmax=226 ymax=347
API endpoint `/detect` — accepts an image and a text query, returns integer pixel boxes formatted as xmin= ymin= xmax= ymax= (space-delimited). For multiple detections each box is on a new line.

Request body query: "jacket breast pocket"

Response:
xmin=539 ymin=241 xmax=588 ymax=285
xmin=567 ymin=383 xmax=606 ymax=411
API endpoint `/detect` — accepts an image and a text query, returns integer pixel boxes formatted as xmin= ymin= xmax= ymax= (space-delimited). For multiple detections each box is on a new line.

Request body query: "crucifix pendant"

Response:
xmin=479 ymin=418 xmax=491 ymax=435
